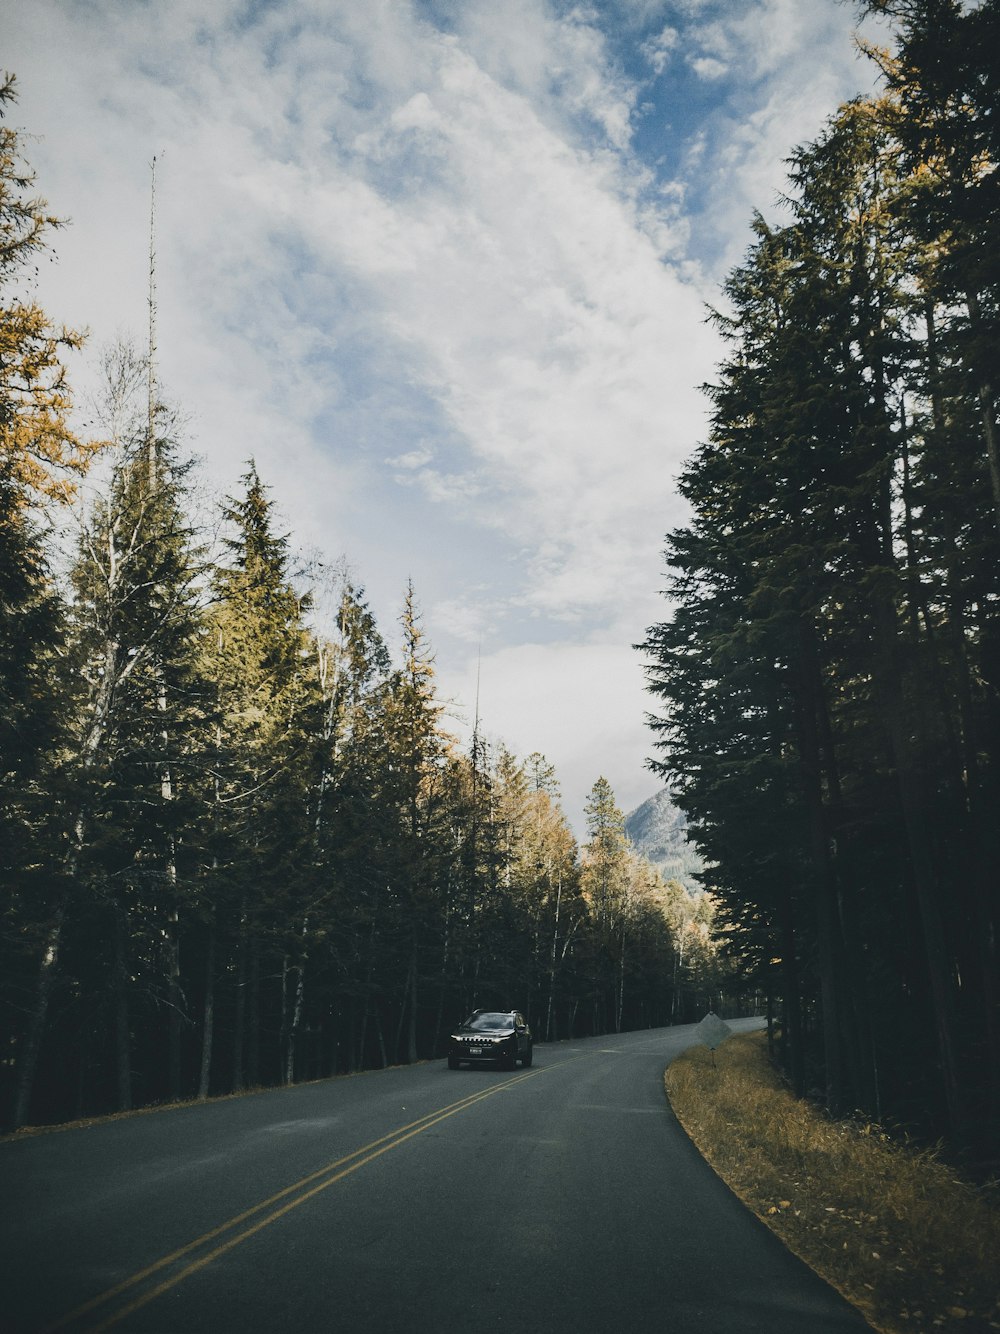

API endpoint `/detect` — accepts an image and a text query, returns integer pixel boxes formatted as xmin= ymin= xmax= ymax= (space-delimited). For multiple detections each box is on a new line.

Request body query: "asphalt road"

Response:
xmin=1 ymin=1020 xmax=873 ymax=1334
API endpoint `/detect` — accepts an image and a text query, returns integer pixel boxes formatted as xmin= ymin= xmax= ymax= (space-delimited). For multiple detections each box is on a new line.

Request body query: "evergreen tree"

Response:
xmin=511 ymin=753 xmax=581 ymax=1041
xmin=201 ymin=461 xmax=314 ymax=1094
xmin=311 ymin=580 xmax=396 ymax=1075
xmin=10 ymin=338 xmax=205 ymax=1125
xmin=0 ymin=74 xmax=93 ymax=503
xmin=0 ymin=469 xmax=66 ymax=1123
xmin=380 ymin=582 xmax=449 ymax=1063
xmin=0 ymin=73 xmax=102 ymax=1127
xmin=643 ymin=21 xmax=999 ymax=1152
xmin=580 ymin=778 xmax=632 ymax=1033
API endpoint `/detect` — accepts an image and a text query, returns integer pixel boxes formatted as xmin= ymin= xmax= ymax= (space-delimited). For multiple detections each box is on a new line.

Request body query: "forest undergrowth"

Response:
xmin=665 ymin=1032 xmax=1000 ymax=1334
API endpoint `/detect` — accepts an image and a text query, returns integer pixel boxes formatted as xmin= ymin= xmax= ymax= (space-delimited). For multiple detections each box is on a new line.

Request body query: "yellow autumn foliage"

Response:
xmin=1 ymin=72 xmax=102 ymax=502
xmin=0 ymin=300 xmax=100 ymax=502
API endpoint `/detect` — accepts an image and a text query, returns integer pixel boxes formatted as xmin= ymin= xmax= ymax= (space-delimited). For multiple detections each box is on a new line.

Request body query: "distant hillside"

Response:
xmin=625 ymin=789 xmax=704 ymax=896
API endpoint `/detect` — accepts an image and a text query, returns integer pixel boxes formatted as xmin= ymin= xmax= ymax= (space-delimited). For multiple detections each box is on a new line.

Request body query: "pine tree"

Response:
xmin=11 ymin=338 xmax=204 ymax=1125
xmin=580 ymin=778 xmax=632 ymax=1033
xmin=380 ymin=582 xmax=448 ymax=1063
xmin=0 ymin=73 xmax=101 ymax=1127
xmin=311 ymin=580 xmax=396 ymax=1075
xmin=520 ymin=755 xmax=581 ymax=1042
xmin=643 ymin=40 xmax=998 ymax=1150
xmin=860 ymin=0 xmax=1000 ymax=1132
xmin=201 ymin=461 xmax=313 ymax=1093
xmin=0 ymin=73 xmax=93 ymax=503
xmin=0 ymin=468 xmax=66 ymax=1123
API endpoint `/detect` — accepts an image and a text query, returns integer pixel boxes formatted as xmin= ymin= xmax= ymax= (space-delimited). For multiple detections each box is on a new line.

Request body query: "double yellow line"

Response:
xmin=45 ymin=1067 xmax=545 ymax=1333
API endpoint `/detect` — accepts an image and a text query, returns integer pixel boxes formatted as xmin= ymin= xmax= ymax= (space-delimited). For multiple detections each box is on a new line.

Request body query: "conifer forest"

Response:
xmin=1 ymin=76 xmax=723 ymax=1131
xmin=643 ymin=0 xmax=1000 ymax=1166
xmin=2 ymin=0 xmax=999 ymax=1173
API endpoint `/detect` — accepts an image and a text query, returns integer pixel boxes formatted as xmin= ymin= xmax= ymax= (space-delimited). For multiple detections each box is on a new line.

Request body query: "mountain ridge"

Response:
xmin=625 ymin=788 xmax=703 ymax=896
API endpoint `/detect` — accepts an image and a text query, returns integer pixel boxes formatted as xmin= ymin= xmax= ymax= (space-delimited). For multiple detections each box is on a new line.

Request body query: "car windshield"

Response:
xmin=464 ymin=1012 xmax=513 ymax=1031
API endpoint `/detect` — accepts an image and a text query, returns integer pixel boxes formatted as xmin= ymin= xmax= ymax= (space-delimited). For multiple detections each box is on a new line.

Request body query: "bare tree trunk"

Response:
xmin=282 ymin=918 xmax=309 ymax=1087
xmin=247 ymin=938 xmax=260 ymax=1088
xmin=965 ymin=289 xmax=1000 ymax=529
xmin=616 ymin=921 xmax=626 ymax=1035
xmin=333 ymin=1013 xmax=344 ymax=1077
xmin=546 ymin=875 xmax=561 ymax=1043
xmin=375 ymin=1009 xmax=388 ymax=1069
xmin=362 ymin=997 xmax=373 ymax=1067
xmin=431 ymin=900 xmax=451 ymax=1058
xmin=197 ymin=926 xmax=216 ymax=1101
xmin=12 ymin=894 xmax=67 ymax=1128
xmin=231 ymin=902 xmax=246 ymax=1093
xmin=793 ymin=623 xmax=849 ymax=1115
xmin=166 ymin=914 xmax=183 ymax=1101
xmin=778 ymin=883 xmax=806 ymax=1098
xmin=286 ymin=948 xmax=307 ymax=1087
xmin=279 ymin=955 xmax=289 ymax=1082
xmin=393 ymin=977 xmax=408 ymax=1065
xmin=406 ymin=942 xmax=418 ymax=1065
xmin=348 ymin=995 xmax=359 ymax=1074
xmin=671 ymin=926 xmax=685 ymax=1025
xmin=155 ymin=669 xmax=183 ymax=1101
xmin=114 ymin=898 xmax=133 ymax=1112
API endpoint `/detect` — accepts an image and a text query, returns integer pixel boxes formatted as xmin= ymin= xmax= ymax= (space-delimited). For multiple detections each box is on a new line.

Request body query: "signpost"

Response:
xmin=696 ymin=1011 xmax=732 ymax=1066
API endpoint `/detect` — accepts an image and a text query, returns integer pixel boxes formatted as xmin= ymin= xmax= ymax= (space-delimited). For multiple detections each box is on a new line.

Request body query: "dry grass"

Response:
xmin=666 ymin=1032 xmax=1000 ymax=1333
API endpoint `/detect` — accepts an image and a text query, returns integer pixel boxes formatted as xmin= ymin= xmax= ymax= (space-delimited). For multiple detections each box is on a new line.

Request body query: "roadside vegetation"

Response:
xmin=1 ymin=72 xmax=730 ymax=1133
xmin=666 ymin=1032 xmax=1000 ymax=1334
xmin=642 ymin=0 xmax=1000 ymax=1172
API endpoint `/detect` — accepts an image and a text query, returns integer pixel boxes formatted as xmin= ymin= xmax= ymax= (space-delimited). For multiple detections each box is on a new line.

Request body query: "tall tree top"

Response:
xmin=0 ymin=73 xmax=62 ymax=276
xmin=397 ymin=578 xmax=438 ymax=702
xmin=526 ymin=751 xmax=560 ymax=798
xmin=0 ymin=71 xmax=96 ymax=503
xmin=584 ymin=777 xmax=628 ymax=852
xmin=219 ymin=461 xmax=292 ymax=593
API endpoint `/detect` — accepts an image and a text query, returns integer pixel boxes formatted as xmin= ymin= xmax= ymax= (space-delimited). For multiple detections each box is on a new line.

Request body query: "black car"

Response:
xmin=447 ymin=1010 xmax=533 ymax=1070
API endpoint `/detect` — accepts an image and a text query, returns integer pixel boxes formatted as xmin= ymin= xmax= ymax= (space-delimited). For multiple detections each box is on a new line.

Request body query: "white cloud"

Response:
xmin=388 ymin=447 xmax=436 ymax=471
xmin=195 ymin=12 xmax=718 ymax=634
xmin=439 ymin=637 xmax=658 ymax=837
xmin=674 ymin=0 xmax=890 ymax=277
xmin=642 ymin=25 xmax=681 ymax=75
xmin=5 ymin=0 xmax=888 ymax=825
xmin=689 ymin=56 xmax=728 ymax=80
xmin=451 ymin=1 xmax=638 ymax=151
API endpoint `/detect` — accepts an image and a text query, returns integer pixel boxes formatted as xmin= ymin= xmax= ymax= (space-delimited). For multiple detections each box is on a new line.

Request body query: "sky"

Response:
xmin=5 ymin=0 xmax=888 ymax=837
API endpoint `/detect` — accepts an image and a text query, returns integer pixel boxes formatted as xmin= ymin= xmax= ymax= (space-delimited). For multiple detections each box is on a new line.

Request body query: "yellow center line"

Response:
xmin=44 ymin=1066 xmax=546 ymax=1334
